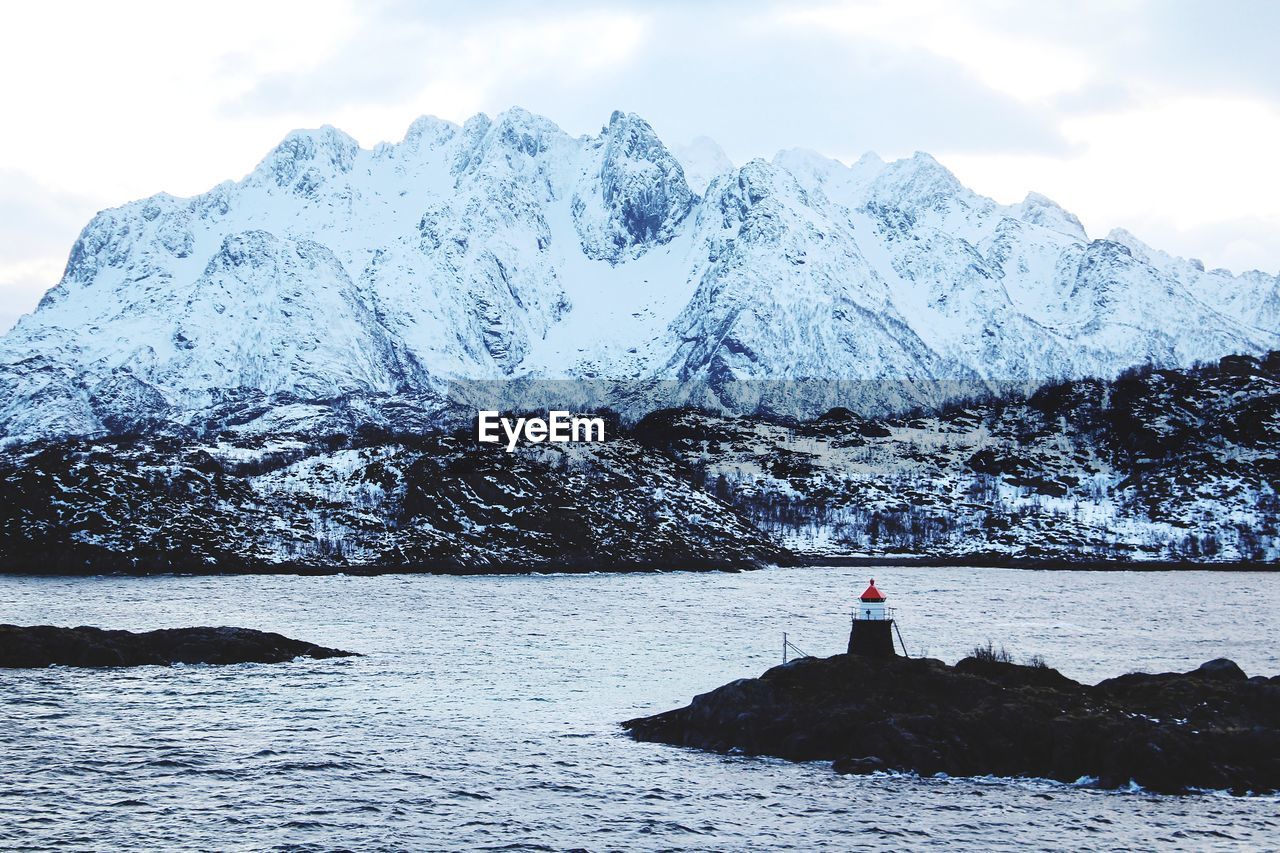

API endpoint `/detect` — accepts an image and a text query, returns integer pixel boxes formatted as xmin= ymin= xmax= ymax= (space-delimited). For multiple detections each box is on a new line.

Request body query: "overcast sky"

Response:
xmin=2 ymin=0 xmax=1278 ymax=332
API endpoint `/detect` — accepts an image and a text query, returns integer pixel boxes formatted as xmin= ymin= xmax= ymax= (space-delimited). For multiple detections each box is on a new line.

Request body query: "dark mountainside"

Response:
xmin=0 ymin=625 xmax=358 ymax=667
xmin=623 ymin=654 xmax=1280 ymax=795
xmin=0 ymin=353 xmax=1277 ymax=573
xmin=651 ymin=352 xmax=1280 ymax=564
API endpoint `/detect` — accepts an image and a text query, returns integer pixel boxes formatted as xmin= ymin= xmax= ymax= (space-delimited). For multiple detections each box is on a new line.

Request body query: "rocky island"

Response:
xmin=0 ymin=624 xmax=358 ymax=668
xmin=624 ymin=652 xmax=1280 ymax=795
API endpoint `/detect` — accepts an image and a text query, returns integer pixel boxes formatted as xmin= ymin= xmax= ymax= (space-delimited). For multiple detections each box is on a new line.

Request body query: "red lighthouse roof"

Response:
xmin=860 ymin=579 xmax=886 ymax=602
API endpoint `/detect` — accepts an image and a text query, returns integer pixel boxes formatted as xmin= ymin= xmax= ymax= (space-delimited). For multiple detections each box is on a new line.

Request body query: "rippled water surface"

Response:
xmin=1 ymin=567 xmax=1278 ymax=850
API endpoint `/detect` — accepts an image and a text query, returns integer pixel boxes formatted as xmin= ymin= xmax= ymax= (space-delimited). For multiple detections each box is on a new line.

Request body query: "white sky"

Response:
xmin=2 ymin=0 xmax=1278 ymax=332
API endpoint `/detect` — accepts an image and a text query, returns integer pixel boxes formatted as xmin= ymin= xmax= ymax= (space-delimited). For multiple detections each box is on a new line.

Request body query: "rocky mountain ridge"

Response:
xmin=2 ymin=107 xmax=1278 ymax=444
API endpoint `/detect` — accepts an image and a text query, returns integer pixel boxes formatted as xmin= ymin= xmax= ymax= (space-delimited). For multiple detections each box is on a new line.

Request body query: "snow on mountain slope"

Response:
xmin=662 ymin=157 xmax=973 ymax=419
xmin=1 ymin=107 xmax=1278 ymax=443
xmin=1107 ymin=227 xmax=1280 ymax=334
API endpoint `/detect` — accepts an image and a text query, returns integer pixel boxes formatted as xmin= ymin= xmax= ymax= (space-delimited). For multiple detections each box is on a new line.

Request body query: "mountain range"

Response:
xmin=2 ymin=107 xmax=1278 ymax=444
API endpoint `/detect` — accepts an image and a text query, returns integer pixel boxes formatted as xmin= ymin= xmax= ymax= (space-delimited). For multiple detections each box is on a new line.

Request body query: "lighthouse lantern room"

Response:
xmin=858 ymin=578 xmax=888 ymax=621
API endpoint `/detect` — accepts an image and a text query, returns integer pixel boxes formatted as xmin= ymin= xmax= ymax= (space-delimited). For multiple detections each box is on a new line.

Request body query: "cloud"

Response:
xmin=0 ymin=0 xmax=1277 ymax=330
xmin=514 ymin=12 xmax=1073 ymax=163
xmin=222 ymin=3 xmax=653 ymax=126
xmin=0 ymin=170 xmax=106 ymax=332
xmin=871 ymin=0 xmax=1280 ymax=104
xmin=1114 ymin=0 xmax=1280 ymax=102
xmin=0 ymin=171 xmax=99 ymax=257
xmin=0 ymin=259 xmax=66 ymax=335
xmin=220 ymin=1 xmax=1068 ymax=163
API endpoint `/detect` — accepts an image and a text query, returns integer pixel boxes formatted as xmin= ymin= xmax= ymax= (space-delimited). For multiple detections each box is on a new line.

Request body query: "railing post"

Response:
xmin=893 ymin=620 xmax=909 ymax=658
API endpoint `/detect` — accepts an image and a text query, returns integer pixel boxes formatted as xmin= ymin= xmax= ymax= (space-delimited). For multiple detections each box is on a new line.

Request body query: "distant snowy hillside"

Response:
xmin=1 ymin=107 xmax=1278 ymax=443
xmin=4 ymin=353 xmax=1275 ymax=571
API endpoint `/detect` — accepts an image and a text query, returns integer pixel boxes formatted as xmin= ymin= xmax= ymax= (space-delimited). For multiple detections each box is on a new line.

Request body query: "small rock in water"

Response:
xmin=833 ymin=756 xmax=887 ymax=775
xmin=1194 ymin=658 xmax=1247 ymax=681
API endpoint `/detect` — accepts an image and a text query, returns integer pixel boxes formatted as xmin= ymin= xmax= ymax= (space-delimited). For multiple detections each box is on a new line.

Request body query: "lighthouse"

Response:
xmin=847 ymin=578 xmax=897 ymax=657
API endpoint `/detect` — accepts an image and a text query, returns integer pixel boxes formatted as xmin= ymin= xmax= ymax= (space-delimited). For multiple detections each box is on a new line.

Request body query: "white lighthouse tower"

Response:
xmin=848 ymin=578 xmax=897 ymax=657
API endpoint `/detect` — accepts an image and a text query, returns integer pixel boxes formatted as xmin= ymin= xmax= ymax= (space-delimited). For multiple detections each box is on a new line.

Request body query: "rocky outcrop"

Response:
xmin=623 ymin=653 xmax=1280 ymax=795
xmin=0 ymin=426 xmax=789 ymax=574
xmin=0 ymin=624 xmax=358 ymax=667
xmin=574 ymin=110 xmax=695 ymax=262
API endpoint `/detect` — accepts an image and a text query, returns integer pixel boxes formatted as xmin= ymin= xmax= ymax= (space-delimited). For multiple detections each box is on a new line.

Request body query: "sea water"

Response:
xmin=1 ymin=567 xmax=1277 ymax=850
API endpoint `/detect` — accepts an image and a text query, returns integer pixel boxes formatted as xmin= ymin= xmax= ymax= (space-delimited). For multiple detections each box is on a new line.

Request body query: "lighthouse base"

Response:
xmin=848 ymin=619 xmax=896 ymax=657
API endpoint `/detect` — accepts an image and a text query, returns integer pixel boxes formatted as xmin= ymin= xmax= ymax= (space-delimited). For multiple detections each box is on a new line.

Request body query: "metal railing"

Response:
xmin=782 ymin=632 xmax=814 ymax=664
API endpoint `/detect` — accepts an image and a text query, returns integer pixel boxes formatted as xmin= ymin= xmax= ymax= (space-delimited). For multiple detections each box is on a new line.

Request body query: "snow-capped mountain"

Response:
xmin=2 ymin=107 xmax=1278 ymax=443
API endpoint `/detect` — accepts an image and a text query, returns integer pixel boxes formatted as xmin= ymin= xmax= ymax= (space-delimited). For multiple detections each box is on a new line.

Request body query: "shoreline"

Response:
xmin=0 ymin=553 xmax=1276 ymax=577
xmin=792 ymin=554 xmax=1280 ymax=572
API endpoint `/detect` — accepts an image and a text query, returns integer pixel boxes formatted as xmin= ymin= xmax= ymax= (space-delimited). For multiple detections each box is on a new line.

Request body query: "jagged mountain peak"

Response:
xmin=867 ymin=151 xmax=969 ymax=212
xmin=769 ymin=148 xmax=887 ymax=208
xmin=597 ymin=110 xmax=686 ymax=174
xmin=1104 ymin=227 xmax=1153 ymax=261
xmin=253 ymin=125 xmax=361 ymax=186
xmin=1106 ymin=226 xmax=1144 ymax=245
xmin=1014 ymin=191 xmax=1088 ymax=241
xmin=399 ymin=114 xmax=459 ymax=152
xmin=771 ymin=147 xmax=844 ymax=180
xmin=486 ymin=106 xmax=569 ymax=152
xmin=460 ymin=111 xmax=493 ymax=138
xmin=702 ymin=156 xmax=828 ymax=229
xmin=452 ymin=107 xmax=572 ymax=176
xmin=574 ymin=109 xmax=694 ymax=263
xmin=604 ymin=108 xmax=647 ymax=132
xmin=852 ymin=151 xmax=887 ymax=170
